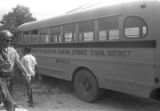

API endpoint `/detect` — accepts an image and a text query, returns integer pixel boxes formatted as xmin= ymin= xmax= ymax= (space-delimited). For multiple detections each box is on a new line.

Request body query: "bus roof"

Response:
xmin=18 ymin=0 xmax=158 ymax=31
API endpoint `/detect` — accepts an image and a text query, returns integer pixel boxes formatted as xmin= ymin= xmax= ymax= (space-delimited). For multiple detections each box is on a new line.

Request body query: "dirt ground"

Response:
xmin=11 ymin=76 xmax=160 ymax=111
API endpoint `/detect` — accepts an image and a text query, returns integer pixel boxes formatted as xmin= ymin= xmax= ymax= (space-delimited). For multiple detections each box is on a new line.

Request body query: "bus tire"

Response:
xmin=74 ymin=69 xmax=100 ymax=102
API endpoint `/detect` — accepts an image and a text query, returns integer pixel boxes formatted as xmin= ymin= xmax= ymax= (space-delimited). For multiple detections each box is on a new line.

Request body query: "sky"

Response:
xmin=0 ymin=0 xmax=102 ymax=20
xmin=0 ymin=0 xmax=143 ymax=21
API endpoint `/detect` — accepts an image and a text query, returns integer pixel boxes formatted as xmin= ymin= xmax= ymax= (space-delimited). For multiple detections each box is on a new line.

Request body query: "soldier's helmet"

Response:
xmin=0 ymin=30 xmax=13 ymax=41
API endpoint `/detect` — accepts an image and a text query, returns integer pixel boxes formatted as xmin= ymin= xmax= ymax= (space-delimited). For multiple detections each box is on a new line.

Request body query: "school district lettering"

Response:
xmin=107 ymin=50 xmax=131 ymax=57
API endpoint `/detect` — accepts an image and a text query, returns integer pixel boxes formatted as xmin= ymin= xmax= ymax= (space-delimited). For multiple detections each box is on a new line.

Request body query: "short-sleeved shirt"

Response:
xmin=6 ymin=47 xmax=19 ymax=72
xmin=21 ymin=54 xmax=37 ymax=76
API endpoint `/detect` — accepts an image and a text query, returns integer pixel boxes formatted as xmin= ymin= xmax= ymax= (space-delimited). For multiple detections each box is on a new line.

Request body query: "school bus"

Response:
xmin=17 ymin=0 xmax=160 ymax=102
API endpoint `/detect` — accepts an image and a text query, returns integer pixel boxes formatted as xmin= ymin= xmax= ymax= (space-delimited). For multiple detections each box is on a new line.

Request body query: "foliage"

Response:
xmin=0 ymin=5 xmax=36 ymax=36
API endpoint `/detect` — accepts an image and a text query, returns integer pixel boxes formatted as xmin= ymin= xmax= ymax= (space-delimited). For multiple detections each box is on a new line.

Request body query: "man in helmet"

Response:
xmin=0 ymin=30 xmax=28 ymax=111
xmin=0 ymin=30 xmax=28 ymax=90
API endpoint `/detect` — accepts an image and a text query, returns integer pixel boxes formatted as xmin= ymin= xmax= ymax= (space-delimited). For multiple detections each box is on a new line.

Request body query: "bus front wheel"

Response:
xmin=74 ymin=69 xmax=100 ymax=102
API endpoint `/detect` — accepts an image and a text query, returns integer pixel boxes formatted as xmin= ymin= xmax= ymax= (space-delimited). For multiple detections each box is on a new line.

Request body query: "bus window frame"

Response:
xmin=98 ymin=15 xmax=120 ymax=41
xmin=50 ymin=26 xmax=61 ymax=43
xmin=39 ymin=27 xmax=50 ymax=44
xmin=79 ymin=20 xmax=95 ymax=42
xmin=17 ymin=32 xmax=23 ymax=44
xmin=123 ymin=16 xmax=148 ymax=39
xmin=63 ymin=23 xmax=75 ymax=42
xmin=31 ymin=29 xmax=39 ymax=44
xmin=23 ymin=31 xmax=31 ymax=44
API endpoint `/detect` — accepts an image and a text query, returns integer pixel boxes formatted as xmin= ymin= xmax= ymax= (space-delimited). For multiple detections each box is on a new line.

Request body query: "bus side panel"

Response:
xmin=80 ymin=48 xmax=154 ymax=98
xmin=150 ymin=6 xmax=160 ymax=86
xmin=33 ymin=47 xmax=154 ymax=98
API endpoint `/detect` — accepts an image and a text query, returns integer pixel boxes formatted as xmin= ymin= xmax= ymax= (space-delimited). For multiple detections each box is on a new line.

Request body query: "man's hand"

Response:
xmin=26 ymin=75 xmax=31 ymax=82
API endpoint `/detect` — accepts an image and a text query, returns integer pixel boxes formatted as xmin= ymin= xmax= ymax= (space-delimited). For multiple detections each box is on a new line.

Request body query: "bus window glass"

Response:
xmin=63 ymin=24 xmax=75 ymax=42
xmin=79 ymin=32 xmax=83 ymax=41
xmin=39 ymin=28 xmax=49 ymax=43
xmin=64 ymin=32 xmax=73 ymax=42
xmin=50 ymin=26 xmax=61 ymax=43
xmin=79 ymin=20 xmax=94 ymax=41
xmin=99 ymin=16 xmax=119 ymax=41
xmin=84 ymin=32 xmax=94 ymax=41
xmin=23 ymin=31 xmax=31 ymax=43
xmin=143 ymin=26 xmax=147 ymax=36
xmin=31 ymin=29 xmax=39 ymax=43
xmin=99 ymin=30 xmax=107 ymax=41
xmin=125 ymin=27 xmax=139 ymax=38
xmin=124 ymin=16 xmax=147 ymax=38
xmin=17 ymin=32 xmax=23 ymax=44
xmin=54 ymin=35 xmax=57 ymax=42
xmin=109 ymin=29 xmax=119 ymax=40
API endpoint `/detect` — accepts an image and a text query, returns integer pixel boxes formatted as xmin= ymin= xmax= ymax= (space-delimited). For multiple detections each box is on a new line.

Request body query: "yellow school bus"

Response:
xmin=17 ymin=0 xmax=160 ymax=102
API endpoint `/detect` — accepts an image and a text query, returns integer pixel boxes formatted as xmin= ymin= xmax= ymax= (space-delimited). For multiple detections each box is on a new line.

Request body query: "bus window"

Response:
xmin=64 ymin=32 xmax=73 ymax=42
xmin=124 ymin=16 xmax=147 ymax=38
xmin=39 ymin=28 xmax=49 ymax=43
xmin=63 ymin=23 xmax=75 ymax=42
xmin=52 ymin=34 xmax=61 ymax=43
xmin=31 ymin=29 xmax=39 ymax=43
xmin=79 ymin=20 xmax=94 ymax=42
xmin=23 ymin=31 xmax=30 ymax=44
xmin=109 ymin=29 xmax=119 ymax=40
xmin=50 ymin=26 xmax=61 ymax=43
xmin=84 ymin=32 xmax=94 ymax=41
xmin=99 ymin=31 xmax=107 ymax=41
xmin=17 ymin=32 xmax=23 ymax=44
xmin=99 ymin=16 xmax=119 ymax=41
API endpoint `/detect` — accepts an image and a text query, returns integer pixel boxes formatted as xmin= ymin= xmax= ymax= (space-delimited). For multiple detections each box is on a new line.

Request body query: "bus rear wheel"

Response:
xmin=74 ymin=69 xmax=100 ymax=102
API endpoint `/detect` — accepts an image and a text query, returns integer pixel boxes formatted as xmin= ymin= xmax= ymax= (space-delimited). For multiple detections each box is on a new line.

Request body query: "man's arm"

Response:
xmin=15 ymin=58 xmax=28 ymax=76
xmin=13 ymin=49 xmax=28 ymax=76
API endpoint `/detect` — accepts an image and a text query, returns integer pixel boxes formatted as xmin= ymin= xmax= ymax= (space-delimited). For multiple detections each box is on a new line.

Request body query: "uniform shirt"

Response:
xmin=6 ymin=47 xmax=19 ymax=72
xmin=21 ymin=54 xmax=37 ymax=76
xmin=0 ymin=49 xmax=11 ymax=73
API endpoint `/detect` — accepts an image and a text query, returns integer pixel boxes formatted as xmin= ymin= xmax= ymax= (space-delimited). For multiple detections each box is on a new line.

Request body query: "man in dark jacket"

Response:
xmin=0 ymin=30 xmax=28 ymax=111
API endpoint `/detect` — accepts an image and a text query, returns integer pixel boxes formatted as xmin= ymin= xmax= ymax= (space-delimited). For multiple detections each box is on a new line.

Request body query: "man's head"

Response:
xmin=0 ymin=30 xmax=13 ymax=48
xmin=23 ymin=47 xmax=31 ymax=55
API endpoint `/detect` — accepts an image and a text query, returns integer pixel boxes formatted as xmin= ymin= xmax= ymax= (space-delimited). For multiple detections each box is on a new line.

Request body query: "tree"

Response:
xmin=0 ymin=5 xmax=36 ymax=36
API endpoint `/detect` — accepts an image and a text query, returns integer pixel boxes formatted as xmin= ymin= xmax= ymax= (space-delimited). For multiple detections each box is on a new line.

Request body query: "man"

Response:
xmin=21 ymin=47 xmax=39 ymax=107
xmin=0 ymin=30 xmax=28 ymax=91
xmin=0 ymin=30 xmax=28 ymax=111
